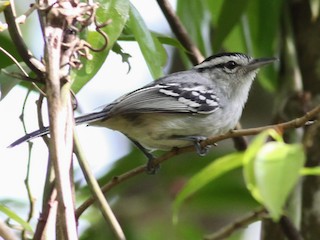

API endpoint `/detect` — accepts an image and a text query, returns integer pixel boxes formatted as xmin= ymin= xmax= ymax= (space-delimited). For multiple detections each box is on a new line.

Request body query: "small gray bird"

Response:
xmin=9 ymin=52 xmax=276 ymax=173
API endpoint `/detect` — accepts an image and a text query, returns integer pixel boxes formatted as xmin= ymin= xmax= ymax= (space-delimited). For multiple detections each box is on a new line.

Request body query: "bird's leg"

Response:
xmin=174 ymin=136 xmax=213 ymax=156
xmin=190 ymin=136 xmax=212 ymax=156
xmin=127 ymin=137 xmax=160 ymax=174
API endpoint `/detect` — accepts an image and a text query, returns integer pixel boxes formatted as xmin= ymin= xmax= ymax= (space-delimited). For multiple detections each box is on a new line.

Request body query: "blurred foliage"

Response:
xmin=2 ymin=0 xmax=320 ymax=239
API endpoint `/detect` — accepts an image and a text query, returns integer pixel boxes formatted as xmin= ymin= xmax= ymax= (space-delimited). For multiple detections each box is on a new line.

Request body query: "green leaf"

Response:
xmin=212 ymin=0 xmax=249 ymax=52
xmin=0 ymin=204 xmax=33 ymax=233
xmin=0 ymin=34 xmax=23 ymax=69
xmin=243 ymin=129 xmax=282 ymax=202
xmin=127 ymin=3 xmax=166 ymax=79
xmin=153 ymin=33 xmax=187 ymax=53
xmin=73 ymin=0 xmax=130 ymax=93
xmin=112 ymin=42 xmax=132 ymax=72
xmin=0 ymin=63 xmax=30 ymax=100
xmin=173 ymin=152 xmax=244 ymax=223
xmin=254 ymin=142 xmax=305 ymax=221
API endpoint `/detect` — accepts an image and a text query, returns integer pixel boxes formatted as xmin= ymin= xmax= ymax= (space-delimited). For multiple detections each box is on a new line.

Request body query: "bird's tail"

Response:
xmin=8 ymin=110 xmax=109 ymax=148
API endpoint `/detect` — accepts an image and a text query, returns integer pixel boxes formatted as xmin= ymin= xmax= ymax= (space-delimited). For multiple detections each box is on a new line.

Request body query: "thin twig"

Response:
xmin=36 ymin=94 xmax=50 ymax=146
xmin=19 ymin=90 xmax=35 ymax=240
xmin=156 ymin=0 xmax=204 ymax=64
xmin=0 ymin=46 xmax=29 ymax=76
xmin=203 ymin=208 xmax=267 ymax=240
xmin=3 ymin=1 xmax=45 ymax=78
xmin=74 ymin=132 xmax=126 ymax=240
xmin=33 ymin=94 xmax=56 ymax=240
xmin=76 ymin=104 xmax=320 ymax=218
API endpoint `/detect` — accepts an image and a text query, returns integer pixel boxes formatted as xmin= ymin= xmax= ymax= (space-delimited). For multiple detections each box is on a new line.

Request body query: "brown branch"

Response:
xmin=76 ymin=104 xmax=320 ymax=218
xmin=74 ymin=133 xmax=126 ymax=240
xmin=203 ymin=104 xmax=319 ymax=147
xmin=44 ymin=33 xmax=77 ymax=240
xmin=156 ymin=0 xmax=204 ymax=64
xmin=40 ymin=1 xmax=77 ymax=238
xmin=33 ymin=95 xmax=55 ymax=240
xmin=3 ymin=2 xmax=45 ymax=79
xmin=33 ymin=188 xmax=57 ymax=240
xmin=203 ymin=208 xmax=267 ymax=240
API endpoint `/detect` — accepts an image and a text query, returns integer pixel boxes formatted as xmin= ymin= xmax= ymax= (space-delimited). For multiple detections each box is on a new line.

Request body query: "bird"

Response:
xmin=9 ymin=52 xmax=276 ymax=173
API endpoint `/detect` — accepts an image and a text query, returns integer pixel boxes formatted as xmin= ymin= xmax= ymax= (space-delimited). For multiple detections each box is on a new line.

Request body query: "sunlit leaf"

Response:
xmin=73 ymin=0 xmax=130 ymax=93
xmin=243 ymin=130 xmax=305 ymax=221
xmin=243 ymin=129 xmax=281 ymax=202
xmin=127 ymin=3 xmax=166 ymax=79
xmin=0 ymin=204 xmax=33 ymax=233
xmin=173 ymin=152 xmax=244 ymax=223
xmin=254 ymin=142 xmax=305 ymax=221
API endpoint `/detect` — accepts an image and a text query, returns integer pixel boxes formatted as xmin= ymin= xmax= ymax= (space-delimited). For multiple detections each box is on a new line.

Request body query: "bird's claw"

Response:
xmin=146 ymin=157 xmax=160 ymax=175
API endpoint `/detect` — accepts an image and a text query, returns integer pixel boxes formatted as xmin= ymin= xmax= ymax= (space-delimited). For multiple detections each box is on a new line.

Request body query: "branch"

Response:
xmin=76 ymin=104 xmax=320 ymax=218
xmin=202 ymin=104 xmax=320 ymax=147
xmin=40 ymin=1 xmax=77 ymax=238
xmin=73 ymin=133 xmax=126 ymax=240
xmin=19 ymin=90 xmax=36 ymax=240
xmin=156 ymin=0 xmax=204 ymax=64
xmin=3 ymin=1 xmax=45 ymax=79
xmin=33 ymin=188 xmax=57 ymax=240
xmin=203 ymin=208 xmax=267 ymax=240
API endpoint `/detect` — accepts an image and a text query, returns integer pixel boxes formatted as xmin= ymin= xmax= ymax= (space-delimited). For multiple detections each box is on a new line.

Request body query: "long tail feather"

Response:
xmin=8 ymin=110 xmax=109 ymax=148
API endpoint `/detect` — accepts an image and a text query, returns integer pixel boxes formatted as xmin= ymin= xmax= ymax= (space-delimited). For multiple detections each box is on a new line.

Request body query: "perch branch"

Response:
xmin=204 ymin=208 xmax=267 ymax=240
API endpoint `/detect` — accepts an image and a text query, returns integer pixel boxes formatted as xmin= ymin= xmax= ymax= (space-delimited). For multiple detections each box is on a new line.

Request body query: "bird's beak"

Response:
xmin=246 ymin=57 xmax=278 ymax=71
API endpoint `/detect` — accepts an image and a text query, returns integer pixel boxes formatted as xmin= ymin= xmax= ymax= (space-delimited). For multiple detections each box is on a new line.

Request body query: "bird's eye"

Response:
xmin=224 ymin=61 xmax=238 ymax=70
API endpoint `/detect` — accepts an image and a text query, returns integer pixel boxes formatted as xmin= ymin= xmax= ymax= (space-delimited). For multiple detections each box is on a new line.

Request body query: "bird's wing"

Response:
xmin=104 ymin=81 xmax=221 ymax=116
